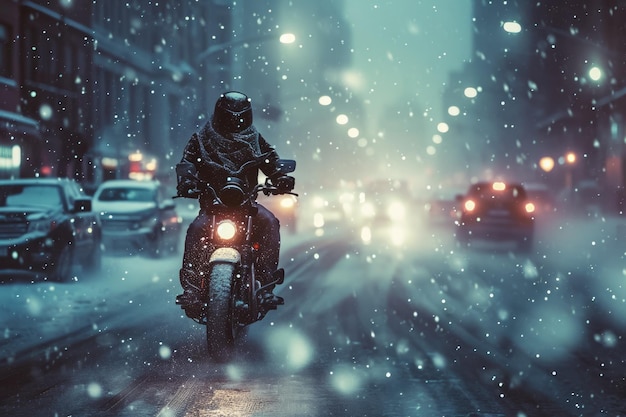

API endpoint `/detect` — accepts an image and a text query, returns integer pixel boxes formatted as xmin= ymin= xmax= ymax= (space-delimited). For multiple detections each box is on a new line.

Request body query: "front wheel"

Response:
xmin=206 ymin=263 xmax=238 ymax=362
xmin=49 ymin=245 xmax=74 ymax=282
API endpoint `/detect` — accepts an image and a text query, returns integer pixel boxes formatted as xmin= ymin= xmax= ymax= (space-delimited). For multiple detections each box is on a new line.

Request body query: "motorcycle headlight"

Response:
xmin=280 ymin=196 xmax=296 ymax=209
xmin=216 ymin=220 xmax=237 ymax=240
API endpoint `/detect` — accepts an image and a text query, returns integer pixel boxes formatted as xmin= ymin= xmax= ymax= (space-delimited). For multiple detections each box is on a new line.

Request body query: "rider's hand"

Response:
xmin=177 ymin=178 xmax=199 ymax=197
xmin=273 ymin=175 xmax=295 ymax=192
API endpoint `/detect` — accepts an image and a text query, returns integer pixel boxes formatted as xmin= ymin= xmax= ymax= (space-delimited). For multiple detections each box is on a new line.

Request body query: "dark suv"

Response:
xmin=455 ymin=181 xmax=535 ymax=252
xmin=0 ymin=178 xmax=102 ymax=281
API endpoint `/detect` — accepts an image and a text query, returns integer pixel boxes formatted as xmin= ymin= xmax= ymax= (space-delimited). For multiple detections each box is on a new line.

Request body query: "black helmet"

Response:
xmin=212 ymin=91 xmax=253 ymax=135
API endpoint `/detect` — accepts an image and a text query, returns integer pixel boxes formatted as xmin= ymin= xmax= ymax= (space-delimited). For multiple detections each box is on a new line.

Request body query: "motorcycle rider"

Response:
xmin=175 ymin=91 xmax=294 ymax=318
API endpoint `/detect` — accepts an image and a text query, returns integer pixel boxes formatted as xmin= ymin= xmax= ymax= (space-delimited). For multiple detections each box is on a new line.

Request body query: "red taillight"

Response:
xmin=464 ymin=199 xmax=476 ymax=212
xmin=524 ymin=202 xmax=535 ymax=213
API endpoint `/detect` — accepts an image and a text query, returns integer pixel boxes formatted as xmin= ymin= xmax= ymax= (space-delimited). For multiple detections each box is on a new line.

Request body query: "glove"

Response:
xmin=177 ymin=177 xmax=199 ymax=197
xmin=176 ymin=161 xmax=199 ymax=197
xmin=273 ymin=175 xmax=295 ymax=192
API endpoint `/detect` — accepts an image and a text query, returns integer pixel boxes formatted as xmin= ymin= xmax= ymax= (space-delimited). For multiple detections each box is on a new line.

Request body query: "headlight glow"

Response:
xmin=361 ymin=202 xmax=375 ymax=218
xmin=360 ymin=226 xmax=372 ymax=244
xmin=387 ymin=201 xmax=406 ymax=221
xmin=313 ymin=212 xmax=325 ymax=228
xmin=280 ymin=196 xmax=296 ymax=209
xmin=217 ymin=220 xmax=237 ymax=240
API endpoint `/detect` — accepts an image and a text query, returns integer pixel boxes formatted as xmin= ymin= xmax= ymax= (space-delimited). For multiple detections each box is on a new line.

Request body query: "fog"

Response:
xmin=2 ymin=1 xmax=626 ymax=414
xmin=345 ymin=1 xmax=471 ymax=123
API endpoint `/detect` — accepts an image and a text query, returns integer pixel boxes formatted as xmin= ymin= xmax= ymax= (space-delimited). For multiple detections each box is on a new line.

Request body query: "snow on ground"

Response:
xmin=0 ymin=254 xmax=179 ymax=362
xmin=1 ymin=213 xmax=624 ymax=364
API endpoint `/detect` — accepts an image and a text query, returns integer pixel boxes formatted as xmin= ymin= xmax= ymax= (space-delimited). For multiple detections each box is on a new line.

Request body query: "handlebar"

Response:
xmin=174 ymin=152 xmax=297 ymax=205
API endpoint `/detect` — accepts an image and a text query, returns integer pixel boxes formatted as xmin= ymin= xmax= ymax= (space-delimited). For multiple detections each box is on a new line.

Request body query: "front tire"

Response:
xmin=50 ymin=246 xmax=74 ymax=282
xmin=206 ymin=263 xmax=238 ymax=362
xmin=83 ymin=240 xmax=102 ymax=274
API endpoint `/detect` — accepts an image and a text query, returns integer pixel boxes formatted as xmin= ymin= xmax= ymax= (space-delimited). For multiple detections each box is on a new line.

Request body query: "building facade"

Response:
xmin=443 ymin=0 xmax=626 ymax=201
xmin=1 ymin=0 xmax=351 ymax=191
xmin=0 ymin=0 xmax=68 ymax=179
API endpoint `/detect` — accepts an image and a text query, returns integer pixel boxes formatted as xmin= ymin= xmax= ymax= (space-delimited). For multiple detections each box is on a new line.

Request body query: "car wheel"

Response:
xmin=83 ymin=240 xmax=102 ymax=273
xmin=50 ymin=246 xmax=74 ymax=282
xmin=149 ymin=229 xmax=164 ymax=258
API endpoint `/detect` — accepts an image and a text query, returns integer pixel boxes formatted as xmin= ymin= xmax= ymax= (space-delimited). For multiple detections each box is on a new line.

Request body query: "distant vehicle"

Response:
xmin=304 ymin=187 xmax=349 ymax=232
xmin=0 ymin=178 xmax=102 ymax=281
xmin=358 ymin=178 xmax=412 ymax=225
xmin=92 ymin=180 xmax=183 ymax=257
xmin=256 ymin=192 xmax=298 ymax=234
xmin=523 ymin=182 xmax=557 ymax=216
xmin=455 ymin=181 xmax=535 ymax=252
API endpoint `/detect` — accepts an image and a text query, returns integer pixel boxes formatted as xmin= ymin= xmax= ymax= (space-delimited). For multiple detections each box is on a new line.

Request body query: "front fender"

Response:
xmin=209 ymin=247 xmax=241 ymax=264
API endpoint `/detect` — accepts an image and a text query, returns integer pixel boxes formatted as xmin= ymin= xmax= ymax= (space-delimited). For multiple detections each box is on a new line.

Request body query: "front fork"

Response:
xmin=179 ymin=211 xmax=284 ymax=323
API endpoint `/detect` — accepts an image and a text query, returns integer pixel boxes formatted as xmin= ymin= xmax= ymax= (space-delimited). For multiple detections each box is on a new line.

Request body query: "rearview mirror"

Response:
xmin=276 ymin=159 xmax=296 ymax=174
xmin=74 ymin=198 xmax=92 ymax=212
xmin=176 ymin=160 xmax=197 ymax=177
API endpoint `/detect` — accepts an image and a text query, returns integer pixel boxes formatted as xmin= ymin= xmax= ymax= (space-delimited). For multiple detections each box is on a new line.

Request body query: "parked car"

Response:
xmin=92 ymin=180 xmax=183 ymax=257
xmin=455 ymin=181 xmax=535 ymax=252
xmin=0 ymin=178 xmax=102 ymax=281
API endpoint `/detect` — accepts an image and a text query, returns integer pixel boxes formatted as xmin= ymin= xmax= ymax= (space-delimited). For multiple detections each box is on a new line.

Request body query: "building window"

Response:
xmin=0 ymin=23 xmax=11 ymax=78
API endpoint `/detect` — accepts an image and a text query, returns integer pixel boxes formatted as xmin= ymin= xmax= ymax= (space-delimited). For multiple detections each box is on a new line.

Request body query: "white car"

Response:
xmin=92 ymin=180 xmax=182 ymax=257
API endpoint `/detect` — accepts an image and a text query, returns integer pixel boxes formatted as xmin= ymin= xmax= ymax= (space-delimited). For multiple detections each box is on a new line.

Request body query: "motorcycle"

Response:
xmin=174 ymin=153 xmax=296 ymax=361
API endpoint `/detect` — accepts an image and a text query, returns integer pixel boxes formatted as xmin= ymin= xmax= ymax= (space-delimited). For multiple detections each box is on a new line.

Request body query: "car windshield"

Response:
xmin=97 ymin=187 xmax=154 ymax=202
xmin=0 ymin=184 xmax=63 ymax=208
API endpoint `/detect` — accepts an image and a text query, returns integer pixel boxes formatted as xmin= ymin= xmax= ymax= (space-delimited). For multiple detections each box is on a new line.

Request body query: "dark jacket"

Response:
xmin=177 ymin=119 xmax=281 ymax=207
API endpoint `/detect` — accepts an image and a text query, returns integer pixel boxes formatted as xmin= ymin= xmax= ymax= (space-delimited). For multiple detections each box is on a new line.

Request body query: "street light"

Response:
xmin=588 ymin=66 xmax=603 ymax=82
xmin=503 ymin=21 xmax=522 ymax=34
xmin=195 ymin=32 xmax=296 ymax=64
xmin=539 ymin=156 xmax=555 ymax=172
xmin=562 ymin=151 xmax=577 ymax=190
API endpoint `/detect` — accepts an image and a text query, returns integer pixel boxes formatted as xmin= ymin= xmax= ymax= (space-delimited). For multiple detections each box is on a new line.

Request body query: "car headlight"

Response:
xmin=216 ymin=220 xmax=237 ymax=240
xmin=312 ymin=196 xmax=326 ymax=209
xmin=313 ymin=212 xmax=325 ymax=228
xmin=140 ymin=215 xmax=158 ymax=229
xmin=387 ymin=201 xmax=406 ymax=221
xmin=28 ymin=219 xmax=55 ymax=233
xmin=361 ymin=202 xmax=375 ymax=218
